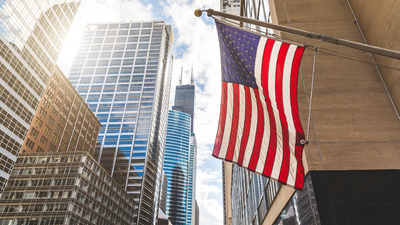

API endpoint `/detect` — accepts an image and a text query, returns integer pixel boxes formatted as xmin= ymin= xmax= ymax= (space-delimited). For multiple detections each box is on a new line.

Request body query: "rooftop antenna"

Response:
xmin=190 ymin=63 xmax=194 ymax=85
xmin=179 ymin=66 xmax=183 ymax=85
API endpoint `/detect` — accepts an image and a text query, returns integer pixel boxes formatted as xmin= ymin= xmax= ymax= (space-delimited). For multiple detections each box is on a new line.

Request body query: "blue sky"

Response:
xmin=57 ymin=0 xmax=224 ymax=224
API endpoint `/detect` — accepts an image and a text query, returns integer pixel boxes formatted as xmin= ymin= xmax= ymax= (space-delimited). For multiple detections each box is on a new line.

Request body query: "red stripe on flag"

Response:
xmin=247 ymin=89 xmax=264 ymax=171
xmin=213 ymin=82 xmax=228 ymax=158
xmin=261 ymin=39 xmax=277 ymax=177
xmin=291 ymin=47 xmax=306 ymax=189
xmin=276 ymin=43 xmax=290 ymax=184
xmin=225 ymin=83 xmax=240 ymax=161
xmin=294 ymin=145 xmax=304 ymax=190
xmin=237 ymin=86 xmax=252 ymax=166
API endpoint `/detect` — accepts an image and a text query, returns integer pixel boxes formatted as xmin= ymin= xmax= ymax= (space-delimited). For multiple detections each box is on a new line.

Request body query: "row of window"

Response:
xmin=72 ymin=59 xmax=159 ymax=70
xmin=93 ymin=22 xmax=161 ymax=30
xmin=0 ymin=84 xmax=35 ymax=124
xmin=0 ymin=108 xmax=28 ymax=140
xmin=0 ymin=38 xmax=47 ymax=94
xmin=70 ymin=74 xmax=156 ymax=84
xmin=0 ymin=153 xmax=15 ymax=175
xmin=73 ymin=50 xmax=160 ymax=62
xmin=0 ymin=64 xmax=40 ymax=110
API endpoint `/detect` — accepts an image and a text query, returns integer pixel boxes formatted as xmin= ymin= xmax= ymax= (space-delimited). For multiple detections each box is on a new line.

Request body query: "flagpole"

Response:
xmin=194 ymin=9 xmax=400 ymax=60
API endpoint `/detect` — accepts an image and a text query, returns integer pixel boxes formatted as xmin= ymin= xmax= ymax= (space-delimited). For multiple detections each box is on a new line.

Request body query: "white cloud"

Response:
xmin=57 ymin=0 xmax=154 ymax=74
xmin=196 ymin=168 xmax=223 ymax=225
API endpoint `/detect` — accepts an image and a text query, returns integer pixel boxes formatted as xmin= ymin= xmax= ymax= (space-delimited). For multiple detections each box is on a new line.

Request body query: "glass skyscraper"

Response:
xmin=164 ymin=81 xmax=197 ymax=225
xmin=0 ymin=0 xmax=81 ymax=194
xmin=67 ymin=21 xmax=173 ymax=225
xmin=163 ymin=110 xmax=191 ymax=225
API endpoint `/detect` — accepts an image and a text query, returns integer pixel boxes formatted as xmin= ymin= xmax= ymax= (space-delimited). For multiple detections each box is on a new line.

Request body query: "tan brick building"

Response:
xmin=21 ymin=66 xmax=101 ymax=156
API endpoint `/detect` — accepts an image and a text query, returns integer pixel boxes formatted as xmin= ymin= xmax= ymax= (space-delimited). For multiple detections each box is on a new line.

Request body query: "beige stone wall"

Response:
xmin=348 ymin=0 xmax=400 ymax=118
xmin=271 ymin=0 xmax=400 ymax=172
xmin=263 ymin=0 xmax=400 ymax=224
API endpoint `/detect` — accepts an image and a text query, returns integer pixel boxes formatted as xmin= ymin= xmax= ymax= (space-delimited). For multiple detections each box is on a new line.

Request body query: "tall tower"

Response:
xmin=164 ymin=71 xmax=197 ymax=224
xmin=0 ymin=0 xmax=81 ymax=195
xmin=67 ymin=21 xmax=174 ymax=225
xmin=163 ymin=110 xmax=191 ymax=225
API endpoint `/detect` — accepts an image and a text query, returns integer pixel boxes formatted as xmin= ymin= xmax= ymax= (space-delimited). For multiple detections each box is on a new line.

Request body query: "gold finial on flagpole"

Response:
xmin=194 ymin=9 xmax=202 ymax=17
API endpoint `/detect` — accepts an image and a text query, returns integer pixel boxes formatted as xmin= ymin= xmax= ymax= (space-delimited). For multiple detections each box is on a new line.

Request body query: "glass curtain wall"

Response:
xmin=67 ymin=21 xmax=174 ymax=225
xmin=163 ymin=110 xmax=191 ymax=225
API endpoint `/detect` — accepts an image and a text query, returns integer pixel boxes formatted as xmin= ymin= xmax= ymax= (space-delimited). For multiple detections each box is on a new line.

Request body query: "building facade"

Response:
xmin=0 ymin=0 xmax=81 ymax=195
xmin=163 ymin=110 xmax=191 ymax=225
xmin=0 ymin=151 xmax=136 ymax=225
xmin=222 ymin=0 xmax=400 ymax=224
xmin=67 ymin=21 xmax=174 ymax=224
xmin=21 ymin=66 xmax=101 ymax=155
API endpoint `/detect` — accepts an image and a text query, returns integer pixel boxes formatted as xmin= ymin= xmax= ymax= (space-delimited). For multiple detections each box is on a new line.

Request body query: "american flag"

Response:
xmin=212 ymin=20 xmax=306 ymax=190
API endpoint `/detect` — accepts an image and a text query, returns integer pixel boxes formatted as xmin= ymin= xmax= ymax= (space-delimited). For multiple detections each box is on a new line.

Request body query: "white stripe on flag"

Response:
xmin=233 ymin=84 xmax=246 ymax=162
xmin=269 ymin=41 xmax=284 ymax=180
xmin=283 ymin=45 xmax=298 ymax=186
xmin=254 ymin=37 xmax=271 ymax=174
xmin=219 ymin=82 xmax=234 ymax=159
xmin=241 ymin=88 xmax=258 ymax=168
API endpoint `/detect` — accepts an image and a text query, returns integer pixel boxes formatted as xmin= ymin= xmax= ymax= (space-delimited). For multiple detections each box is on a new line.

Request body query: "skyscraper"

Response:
xmin=163 ymin=110 xmax=191 ymax=225
xmin=0 ymin=0 xmax=81 ymax=194
xmin=163 ymin=77 xmax=197 ymax=224
xmin=67 ymin=21 xmax=174 ymax=225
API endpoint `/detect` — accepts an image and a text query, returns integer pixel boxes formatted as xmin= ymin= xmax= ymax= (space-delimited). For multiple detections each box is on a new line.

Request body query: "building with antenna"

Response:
xmin=163 ymin=66 xmax=197 ymax=225
xmin=172 ymin=67 xmax=196 ymax=133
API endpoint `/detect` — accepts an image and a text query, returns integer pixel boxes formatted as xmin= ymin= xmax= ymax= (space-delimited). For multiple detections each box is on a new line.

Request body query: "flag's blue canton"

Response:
xmin=216 ymin=21 xmax=260 ymax=89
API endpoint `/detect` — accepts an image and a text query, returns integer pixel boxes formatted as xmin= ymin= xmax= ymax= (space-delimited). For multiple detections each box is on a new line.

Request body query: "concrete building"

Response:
xmin=0 ymin=151 xmax=136 ymax=225
xmin=67 ymin=21 xmax=174 ymax=224
xmin=21 ymin=66 xmax=101 ymax=155
xmin=222 ymin=0 xmax=400 ymax=224
xmin=0 ymin=0 xmax=81 ymax=195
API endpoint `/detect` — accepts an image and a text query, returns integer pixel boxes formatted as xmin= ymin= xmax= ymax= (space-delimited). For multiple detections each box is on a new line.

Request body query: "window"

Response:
xmin=40 ymin=135 xmax=48 ymax=146
xmin=39 ymin=107 xmax=47 ymax=118
xmin=52 ymin=134 xmax=59 ymax=143
xmin=35 ymin=117 xmax=43 ymax=128
xmin=36 ymin=146 xmax=44 ymax=152
xmin=43 ymin=99 xmax=50 ymax=108
xmin=44 ymin=126 xmax=51 ymax=136
xmin=26 ymin=138 xmax=35 ymax=149
xmin=49 ymin=143 xmax=56 ymax=152
xmin=56 ymin=124 xmax=62 ymax=134
xmin=48 ymin=116 xmax=55 ymax=126
xmin=30 ymin=128 xmax=39 ymax=139
xmin=51 ymin=107 xmax=58 ymax=117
